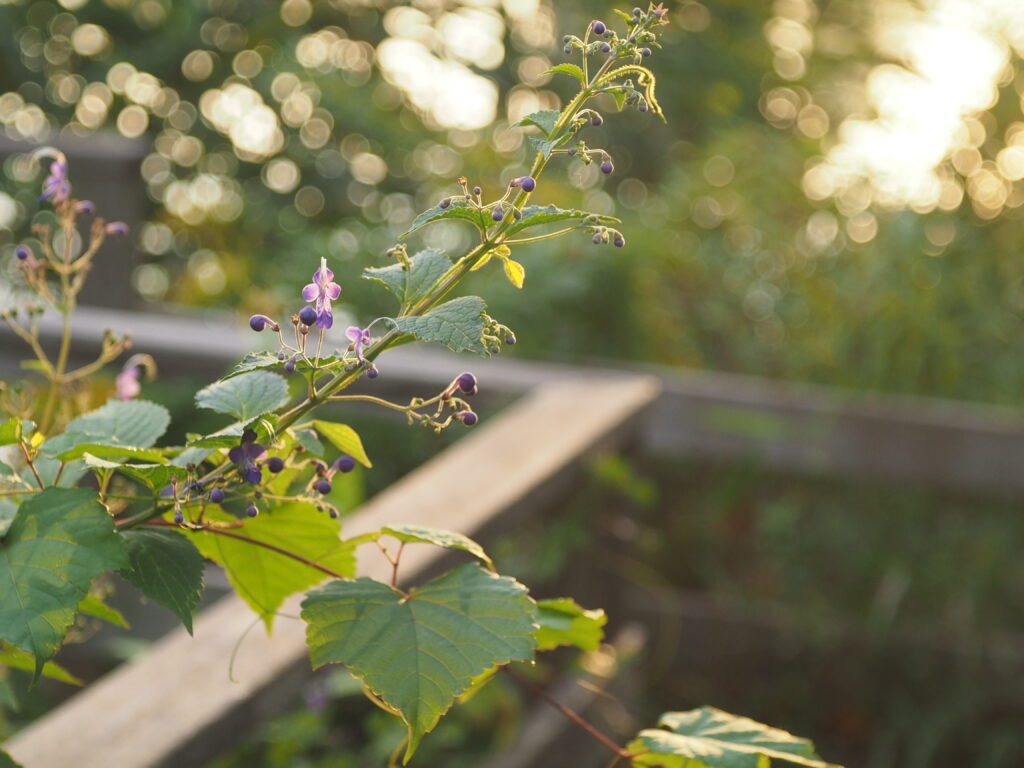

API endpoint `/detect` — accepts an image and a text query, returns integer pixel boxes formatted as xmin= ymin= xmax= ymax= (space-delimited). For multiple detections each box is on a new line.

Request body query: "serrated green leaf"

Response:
xmin=310 ymin=421 xmax=371 ymax=468
xmin=515 ymin=109 xmax=560 ymax=136
xmin=223 ymin=351 xmax=343 ymax=381
xmin=186 ymin=416 xmax=278 ymax=450
xmin=370 ymin=524 xmax=494 ymax=569
xmin=195 ymin=371 xmax=290 ymax=423
xmin=193 ymin=504 xmax=356 ymax=631
xmin=59 ymin=443 xmax=167 ymax=463
xmin=401 ymin=200 xmax=490 ymax=240
xmin=505 ymin=205 xmax=620 ymax=237
xmin=527 ymin=135 xmax=557 ymax=159
xmin=534 ymin=597 xmax=606 ymax=652
xmin=545 ymin=63 xmax=586 ymax=84
xmin=302 ymin=563 xmax=537 ymax=763
xmin=77 ymin=594 xmax=129 ymax=628
xmin=119 ymin=528 xmax=205 ymax=634
xmin=364 ymin=248 xmax=453 ymax=307
xmin=0 ymin=645 xmax=83 ymax=686
xmin=40 ymin=400 xmax=170 ymax=458
xmin=503 ymin=258 xmax=525 ymax=289
xmin=83 ymin=454 xmax=178 ymax=492
xmin=0 ymin=487 xmax=128 ymax=677
xmin=391 ymin=296 xmax=487 ymax=355
xmin=0 ymin=418 xmax=21 ymax=447
xmin=629 ymin=707 xmax=840 ymax=768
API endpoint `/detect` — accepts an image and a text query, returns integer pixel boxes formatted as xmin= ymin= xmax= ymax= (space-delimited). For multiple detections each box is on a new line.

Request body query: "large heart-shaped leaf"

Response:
xmin=195 ymin=371 xmax=290 ymax=423
xmin=390 ymin=296 xmax=487 ymax=355
xmin=629 ymin=707 xmax=839 ymax=768
xmin=193 ymin=504 xmax=356 ymax=631
xmin=0 ymin=487 xmax=128 ymax=676
xmin=119 ymin=528 xmax=205 ymax=634
xmin=302 ymin=563 xmax=537 ymax=762
xmin=40 ymin=400 xmax=170 ymax=458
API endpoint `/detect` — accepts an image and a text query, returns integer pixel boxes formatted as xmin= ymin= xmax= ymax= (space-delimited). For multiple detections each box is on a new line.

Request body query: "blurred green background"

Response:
xmin=2 ymin=0 xmax=1024 ymax=765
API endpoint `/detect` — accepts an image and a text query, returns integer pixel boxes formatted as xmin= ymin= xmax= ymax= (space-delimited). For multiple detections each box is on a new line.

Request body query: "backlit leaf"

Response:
xmin=195 ymin=370 xmax=290 ymax=423
xmin=119 ymin=528 xmax=205 ymax=634
xmin=534 ymin=597 xmax=606 ymax=652
xmin=391 ymin=296 xmax=488 ymax=355
xmin=310 ymin=421 xmax=371 ymax=468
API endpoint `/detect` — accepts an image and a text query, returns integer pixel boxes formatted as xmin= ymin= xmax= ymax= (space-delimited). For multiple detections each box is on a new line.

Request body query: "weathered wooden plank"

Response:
xmin=4 ymin=376 xmax=660 ymax=768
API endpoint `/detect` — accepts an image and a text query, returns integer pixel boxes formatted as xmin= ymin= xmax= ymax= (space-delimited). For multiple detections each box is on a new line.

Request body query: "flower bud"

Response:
xmin=75 ymin=200 xmax=95 ymax=215
xmin=105 ymin=222 xmax=129 ymax=236
xmin=614 ymin=234 xmax=625 ymax=247
xmin=599 ymin=42 xmax=611 ymax=54
xmin=473 ymin=186 xmax=482 ymax=195
xmin=334 ymin=455 xmax=356 ymax=473
xmin=439 ymin=198 xmax=451 ymax=209
xmin=266 ymin=456 xmax=285 ymax=473
xmin=640 ymin=47 xmax=652 ymax=57
xmin=457 ymin=372 xmax=477 ymax=395
xmin=505 ymin=333 xmax=517 ymax=345
xmin=315 ymin=479 xmax=332 ymax=494
xmin=249 ymin=314 xmax=279 ymax=332
xmin=298 ymin=306 xmax=318 ymax=327
xmin=519 ymin=176 xmax=536 ymax=192
xmin=15 ymin=245 xmax=31 ymax=261
xmin=633 ymin=7 xmax=643 ymax=16
xmin=246 ymin=503 xmax=259 ymax=517
xmin=601 ymin=160 xmax=615 ymax=175
xmin=173 ymin=509 xmax=184 ymax=524
xmin=209 ymin=488 xmax=225 ymax=504
xmin=284 ymin=359 xmax=296 ymax=374
xmin=564 ymin=44 xmax=573 ymax=54
xmin=639 ymin=101 xmax=649 ymax=113
xmin=592 ymin=20 xmax=606 ymax=35
xmin=492 ymin=208 xmax=504 ymax=222
xmin=458 ymin=411 xmax=478 ymax=427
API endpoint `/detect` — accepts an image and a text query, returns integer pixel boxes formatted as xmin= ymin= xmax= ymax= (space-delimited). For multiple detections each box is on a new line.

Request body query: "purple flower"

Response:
xmin=346 ymin=325 xmax=371 ymax=365
xmin=105 ymin=222 xmax=129 ymax=236
xmin=302 ymin=257 xmax=342 ymax=329
xmin=40 ymin=161 xmax=70 ymax=204
xmin=115 ymin=365 xmax=142 ymax=400
xmin=229 ymin=429 xmax=267 ymax=485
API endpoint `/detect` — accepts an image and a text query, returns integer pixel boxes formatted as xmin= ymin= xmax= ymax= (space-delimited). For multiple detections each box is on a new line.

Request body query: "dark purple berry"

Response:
xmin=473 ymin=186 xmax=481 ymax=195
xmin=249 ymin=315 xmax=267 ymax=332
xmin=492 ymin=208 xmax=504 ymax=221
xmin=277 ymin=351 xmax=286 ymax=361
xmin=298 ymin=306 xmax=317 ymax=327
xmin=633 ymin=7 xmax=643 ymax=16
xmin=246 ymin=503 xmax=258 ymax=517
xmin=334 ymin=455 xmax=356 ymax=473
xmin=266 ymin=456 xmax=285 ymax=473
xmin=601 ymin=161 xmax=614 ymax=175
xmin=600 ymin=42 xmax=611 ymax=53
xmin=592 ymin=234 xmax=602 ymax=244
xmin=209 ymin=487 xmax=225 ymax=504
xmin=173 ymin=509 xmax=184 ymax=524
xmin=519 ymin=176 xmax=536 ymax=192
xmin=614 ymin=235 xmax=625 ymax=247
xmin=367 ymin=366 xmax=379 ymax=379
xmin=460 ymin=412 xmax=478 ymax=427
xmin=439 ymin=198 xmax=451 ymax=209
xmin=284 ymin=360 xmax=296 ymax=373
xmin=315 ymin=479 xmax=332 ymax=494
xmin=15 ymin=245 xmax=30 ymax=261
xmin=505 ymin=334 xmax=517 ymax=345
xmin=328 ymin=508 xmax=338 ymax=519
xmin=640 ymin=47 xmax=652 ymax=57
xmin=562 ymin=35 xmax=572 ymax=43
xmin=592 ymin=20 xmax=606 ymax=35
xmin=457 ymin=372 xmax=477 ymax=394
xmin=639 ymin=102 xmax=649 ymax=113
xmin=564 ymin=44 xmax=572 ymax=54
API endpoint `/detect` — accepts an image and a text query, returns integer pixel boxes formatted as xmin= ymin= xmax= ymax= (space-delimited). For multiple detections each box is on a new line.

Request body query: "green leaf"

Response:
xmin=291 ymin=428 xmax=325 ymax=458
xmin=0 ymin=749 xmax=20 ymax=768
xmin=119 ymin=528 xmax=205 ymax=634
xmin=77 ymin=594 xmax=129 ymax=628
xmin=223 ymin=351 xmax=342 ymax=381
xmin=195 ymin=371 xmax=290 ymax=423
xmin=545 ymin=63 xmax=586 ymax=84
xmin=40 ymin=400 xmax=170 ymax=458
xmin=368 ymin=524 xmax=494 ymax=569
xmin=515 ymin=109 xmax=560 ymax=136
xmin=391 ymin=296 xmax=487 ymax=355
xmin=0 ymin=644 xmax=83 ymax=685
xmin=83 ymin=455 xmax=178 ymax=492
xmin=527 ymin=135 xmax=557 ymax=159
xmin=0 ymin=418 xmax=22 ymax=447
xmin=193 ymin=504 xmax=356 ymax=631
xmin=59 ymin=443 xmax=167 ymax=463
xmin=0 ymin=499 xmax=17 ymax=538
xmin=505 ymin=204 xmax=619 ymax=237
xmin=503 ymin=258 xmax=525 ymax=289
xmin=629 ymin=707 xmax=839 ymax=768
xmin=401 ymin=200 xmax=490 ymax=240
xmin=302 ymin=563 xmax=537 ymax=763
xmin=0 ymin=488 xmax=128 ymax=676
xmin=534 ymin=598 xmax=607 ymax=652
xmin=187 ymin=415 xmax=278 ymax=450
xmin=310 ymin=421 xmax=372 ymax=468
xmin=364 ymin=248 xmax=453 ymax=307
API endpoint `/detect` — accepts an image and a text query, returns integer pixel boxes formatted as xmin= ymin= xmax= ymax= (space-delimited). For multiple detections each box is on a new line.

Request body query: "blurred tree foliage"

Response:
xmin=2 ymin=0 xmax=1024 ymax=405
